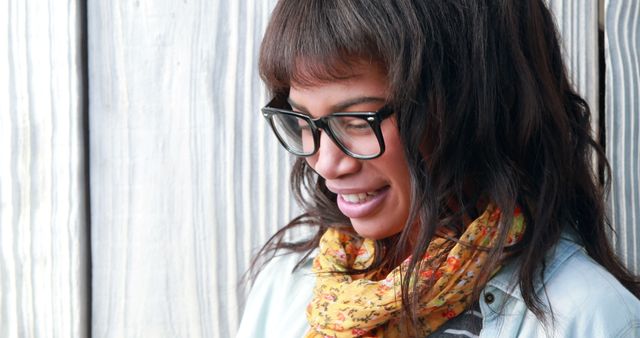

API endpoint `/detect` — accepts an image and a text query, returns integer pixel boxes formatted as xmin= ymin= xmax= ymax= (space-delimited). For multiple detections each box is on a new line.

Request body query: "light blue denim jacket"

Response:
xmin=237 ymin=233 xmax=640 ymax=337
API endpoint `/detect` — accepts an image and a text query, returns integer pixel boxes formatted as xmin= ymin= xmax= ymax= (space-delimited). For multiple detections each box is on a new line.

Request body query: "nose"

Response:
xmin=307 ymin=132 xmax=361 ymax=180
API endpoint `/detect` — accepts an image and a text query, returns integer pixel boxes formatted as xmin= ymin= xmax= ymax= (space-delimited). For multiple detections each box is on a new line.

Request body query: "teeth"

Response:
xmin=341 ymin=191 xmax=378 ymax=203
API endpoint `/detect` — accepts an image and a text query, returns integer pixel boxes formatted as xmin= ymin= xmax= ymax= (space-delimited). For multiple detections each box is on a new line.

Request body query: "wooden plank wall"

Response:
xmin=2 ymin=0 xmax=638 ymax=337
xmin=87 ymin=1 xmax=284 ymax=337
xmin=605 ymin=0 xmax=640 ymax=274
xmin=1 ymin=0 xmax=89 ymax=337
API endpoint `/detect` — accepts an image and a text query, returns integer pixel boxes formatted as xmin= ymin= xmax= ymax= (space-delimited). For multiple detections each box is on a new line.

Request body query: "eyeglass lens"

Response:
xmin=270 ymin=114 xmax=381 ymax=157
xmin=270 ymin=114 xmax=315 ymax=154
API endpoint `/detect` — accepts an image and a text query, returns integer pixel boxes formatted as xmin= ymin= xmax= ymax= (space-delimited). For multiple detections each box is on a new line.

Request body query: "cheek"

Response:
xmin=381 ymin=124 xmax=410 ymax=183
xmin=373 ymin=124 xmax=411 ymax=210
xmin=388 ymin=159 xmax=411 ymax=209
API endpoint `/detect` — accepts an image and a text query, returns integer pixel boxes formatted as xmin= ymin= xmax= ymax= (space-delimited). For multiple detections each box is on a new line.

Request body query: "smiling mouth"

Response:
xmin=340 ymin=191 xmax=380 ymax=203
xmin=336 ymin=186 xmax=391 ymax=219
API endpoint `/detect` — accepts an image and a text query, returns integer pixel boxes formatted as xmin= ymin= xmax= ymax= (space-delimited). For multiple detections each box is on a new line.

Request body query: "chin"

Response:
xmin=351 ymin=220 xmax=402 ymax=240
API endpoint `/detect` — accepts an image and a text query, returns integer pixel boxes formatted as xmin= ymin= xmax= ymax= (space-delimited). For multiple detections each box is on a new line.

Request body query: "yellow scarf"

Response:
xmin=305 ymin=205 xmax=525 ymax=337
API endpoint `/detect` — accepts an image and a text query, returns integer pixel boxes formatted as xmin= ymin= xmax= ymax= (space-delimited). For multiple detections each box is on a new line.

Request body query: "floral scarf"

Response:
xmin=305 ymin=205 xmax=525 ymax=338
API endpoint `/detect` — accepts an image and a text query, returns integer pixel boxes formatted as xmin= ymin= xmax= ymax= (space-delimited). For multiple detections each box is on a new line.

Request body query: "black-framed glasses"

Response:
xmin=261 ymin=97 xmax=394 ymax=159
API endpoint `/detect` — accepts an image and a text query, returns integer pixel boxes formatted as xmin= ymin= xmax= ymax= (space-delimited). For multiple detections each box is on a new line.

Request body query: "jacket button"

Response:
xmin=484 ymin=292 xmax=495 ymax=304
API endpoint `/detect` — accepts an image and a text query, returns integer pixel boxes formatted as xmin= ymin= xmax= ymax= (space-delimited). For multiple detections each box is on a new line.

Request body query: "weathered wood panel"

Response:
xmin=0 ymin=1 xmax=88 ymax=337
xmin=605 ymin=0 xmax=640 ymax=273
xmin=88 ymin=1 xmax=283 ymax=337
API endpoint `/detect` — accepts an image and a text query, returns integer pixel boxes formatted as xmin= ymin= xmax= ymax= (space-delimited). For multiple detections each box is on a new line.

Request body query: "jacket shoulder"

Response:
xmin=539 ymin=248 xmax=640 ymax=336
xmin=481 ymin=237 xmax=640 ymax=337
xmin=236 ymin=251 xmax=315 ymax=338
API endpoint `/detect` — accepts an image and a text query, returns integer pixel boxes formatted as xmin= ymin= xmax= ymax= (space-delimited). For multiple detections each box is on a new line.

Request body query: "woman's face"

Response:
xmin=288 ymin=62 xmax=411 ymax=240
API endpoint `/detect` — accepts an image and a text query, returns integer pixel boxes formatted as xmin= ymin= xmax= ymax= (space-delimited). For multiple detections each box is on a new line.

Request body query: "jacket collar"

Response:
xmin=485 ymin=230 xmax=584 ymax=300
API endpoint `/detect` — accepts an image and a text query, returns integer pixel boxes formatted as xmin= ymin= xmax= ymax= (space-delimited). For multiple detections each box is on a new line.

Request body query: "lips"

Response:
xmin=336 ymin=186 xmax=390 ymax=219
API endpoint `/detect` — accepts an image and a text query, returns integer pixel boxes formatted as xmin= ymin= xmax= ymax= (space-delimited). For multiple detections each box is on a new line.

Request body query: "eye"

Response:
xmin=344 ymin=120 xmax=370 ymax=130
xmin=330 ymin=116 xmax=374 ymax=137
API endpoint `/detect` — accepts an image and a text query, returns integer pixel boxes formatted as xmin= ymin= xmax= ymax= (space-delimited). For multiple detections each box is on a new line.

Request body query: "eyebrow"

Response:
xmin=286 ymin=96 xmax=386 ymax=115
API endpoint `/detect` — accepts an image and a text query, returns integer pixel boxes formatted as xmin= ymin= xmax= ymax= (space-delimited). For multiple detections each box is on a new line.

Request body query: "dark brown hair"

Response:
xmin=251 ymin=0 xmax=640 ymax=332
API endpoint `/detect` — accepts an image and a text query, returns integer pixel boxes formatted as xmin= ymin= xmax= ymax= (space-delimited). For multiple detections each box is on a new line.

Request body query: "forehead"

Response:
xmin=288 ymin=61 xmax=389 ymax=116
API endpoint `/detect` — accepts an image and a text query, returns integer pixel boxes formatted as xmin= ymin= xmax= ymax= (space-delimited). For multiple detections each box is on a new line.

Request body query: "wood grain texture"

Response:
xmin=88 ymin=1 xmax=283 ymax=337
xmin=605 ymin=0 xmax=640 ymax=273
xmin=0 ymin=0 xmax=89 ymax=337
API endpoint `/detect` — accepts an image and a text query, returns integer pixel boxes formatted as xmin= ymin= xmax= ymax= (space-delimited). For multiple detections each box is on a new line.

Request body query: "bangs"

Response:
xmin=259 ymin=0 xmax=386 ymax=94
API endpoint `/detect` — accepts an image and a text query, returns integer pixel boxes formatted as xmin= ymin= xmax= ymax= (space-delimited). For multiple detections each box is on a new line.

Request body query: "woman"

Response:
xmin=238 ymin=0 xmax=640 ymax=337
